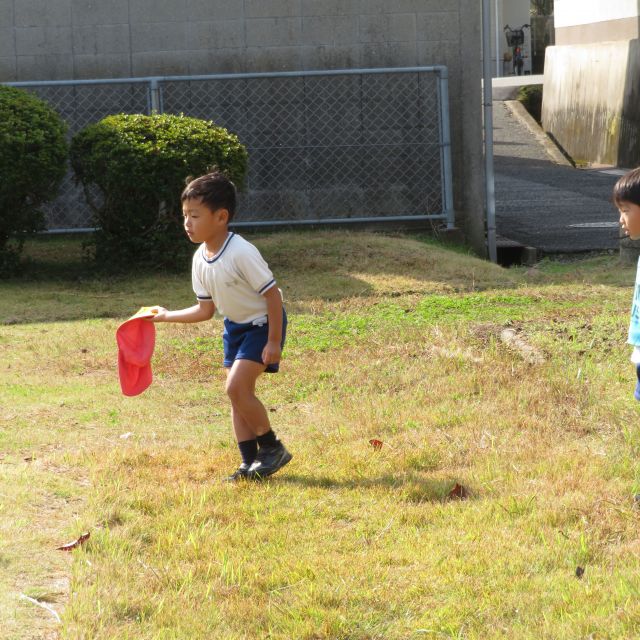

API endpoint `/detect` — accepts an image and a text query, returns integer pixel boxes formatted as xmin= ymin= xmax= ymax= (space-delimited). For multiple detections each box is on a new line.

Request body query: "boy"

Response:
xmin=614 ymin=167 xmax=640 ymax=400
xmin=150 ymin=171 xmax=291 ymax=481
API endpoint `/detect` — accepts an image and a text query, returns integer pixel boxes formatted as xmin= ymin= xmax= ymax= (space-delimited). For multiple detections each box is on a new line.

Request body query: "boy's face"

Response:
xmin=182 ymin=197 xmax=228 ymax=244
xmin=618 ymin=200 xmax=640 ymax=241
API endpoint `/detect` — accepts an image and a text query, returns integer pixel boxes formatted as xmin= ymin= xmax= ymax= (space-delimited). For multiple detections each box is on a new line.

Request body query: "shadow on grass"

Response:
xmin=1 ymin=230 xmax=631 ymax=326
xmin=0 ymin=234 xmax=194 ymax=325
xmin=278 ymin=472 xmax=467 ymax=503
xmin=14 ymin=234 xmax=191 ymax=282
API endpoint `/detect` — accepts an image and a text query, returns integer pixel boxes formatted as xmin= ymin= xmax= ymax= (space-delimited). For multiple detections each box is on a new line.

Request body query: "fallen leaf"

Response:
xmin=575 ymin=566 xmax=584 ymax=579
xmin=56 ymin=532 xmax=90 ymax=551
xmin=447 ymin=483 xmax=469 ymax=500
xmin=369 ymin=439 xmax=384 ymax=450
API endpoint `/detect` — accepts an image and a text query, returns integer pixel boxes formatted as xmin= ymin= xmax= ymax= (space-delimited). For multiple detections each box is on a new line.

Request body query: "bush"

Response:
xmin=0 ymin=86 xmax=68 ymax=276
xmin=70 ymin=113 xmax=248 ymax=271
xmin=517 ymin=84 xmax=543 ymax=125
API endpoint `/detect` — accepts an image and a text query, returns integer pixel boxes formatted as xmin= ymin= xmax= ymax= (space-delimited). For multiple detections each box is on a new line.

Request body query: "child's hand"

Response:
xmin=262 ymin=341 xmax=282 ymax=366
xmin=147 ymin=306 xmax=167 ymax=322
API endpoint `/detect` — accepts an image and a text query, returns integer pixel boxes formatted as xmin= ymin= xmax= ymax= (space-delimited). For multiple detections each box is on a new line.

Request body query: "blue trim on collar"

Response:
xmin=202 ymin=232 xmax=235 ymax=264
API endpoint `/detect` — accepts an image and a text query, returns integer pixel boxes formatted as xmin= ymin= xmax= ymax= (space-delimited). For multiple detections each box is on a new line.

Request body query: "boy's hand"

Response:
xmin=147 ymin=306 xmax=168 ymax=322
xmin=262 ymin=340 xmax=282 ymax=366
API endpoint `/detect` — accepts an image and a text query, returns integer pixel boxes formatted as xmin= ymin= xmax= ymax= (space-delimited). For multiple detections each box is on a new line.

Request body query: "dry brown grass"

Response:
xmin=2 ymin=233 xmax=640 ymax=638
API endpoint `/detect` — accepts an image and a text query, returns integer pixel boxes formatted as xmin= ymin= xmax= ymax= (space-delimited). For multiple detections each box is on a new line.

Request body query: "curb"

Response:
xmin=503 ymin=100 xmax=573 ymax=168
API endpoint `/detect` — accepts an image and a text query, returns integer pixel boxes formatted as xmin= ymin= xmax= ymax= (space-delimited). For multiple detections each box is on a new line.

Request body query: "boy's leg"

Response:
xmin=226 ymin=368 xmax=259 ymax=442
xmin=230 ymin=406 xmax=256 ymax=441
xmin=224 ymin=365 xmax=259 ymax=481
xmin=225 ymin=359 xmax=291 ymax=479
xmin=225 ymin=359 xmax=271 ymax=435
xmin=226 ymin=407 xmax=258 ymax=480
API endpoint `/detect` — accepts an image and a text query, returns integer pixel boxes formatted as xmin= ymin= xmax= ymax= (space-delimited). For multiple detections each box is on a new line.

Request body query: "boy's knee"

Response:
xmin=225 ymin=378 xmax=237 ymax=400
xmin=225 ymin=378 xmax=246 ymax=403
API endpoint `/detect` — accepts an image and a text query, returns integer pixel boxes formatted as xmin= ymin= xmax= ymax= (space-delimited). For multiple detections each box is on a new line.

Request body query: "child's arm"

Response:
xmin=261 ymin=286 xmax=283 ymax=365
xmin=149 ymin=299 xmax=215 ymax=323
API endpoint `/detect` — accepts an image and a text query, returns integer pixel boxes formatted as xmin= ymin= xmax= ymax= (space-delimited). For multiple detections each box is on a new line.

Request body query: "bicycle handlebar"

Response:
xmin=504 ymin=24 xmax=530 ymax=31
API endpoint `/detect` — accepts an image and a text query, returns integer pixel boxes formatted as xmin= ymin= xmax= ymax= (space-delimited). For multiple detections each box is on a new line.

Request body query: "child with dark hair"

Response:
xmin=614 ymin=167 xmax=640 ymax=400
xmin=150 ymin=171 xmax=291 ymax=480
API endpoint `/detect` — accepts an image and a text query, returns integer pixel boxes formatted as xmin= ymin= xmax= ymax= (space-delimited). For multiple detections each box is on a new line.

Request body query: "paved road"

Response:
xmin=493 ymin=99 xmax=621 ymax=253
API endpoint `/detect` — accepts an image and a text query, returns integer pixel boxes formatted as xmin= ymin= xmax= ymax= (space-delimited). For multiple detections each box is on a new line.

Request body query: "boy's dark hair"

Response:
xmin=181 ymin=170 xmax=237 ymax=221
xmin=613 ymin=167 xmax=640 ymax=207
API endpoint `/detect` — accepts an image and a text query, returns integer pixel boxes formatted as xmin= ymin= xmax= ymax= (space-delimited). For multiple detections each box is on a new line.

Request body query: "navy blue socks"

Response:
xmin=238 ymin=439 xmax=258 ymax=466
xmin=256 ymin=429 xmax=278 ymax=448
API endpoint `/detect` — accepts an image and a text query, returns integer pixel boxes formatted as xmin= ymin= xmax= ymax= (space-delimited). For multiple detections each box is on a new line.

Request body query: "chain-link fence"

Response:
xmin=6 ymin=67 xmax=453 ymax=231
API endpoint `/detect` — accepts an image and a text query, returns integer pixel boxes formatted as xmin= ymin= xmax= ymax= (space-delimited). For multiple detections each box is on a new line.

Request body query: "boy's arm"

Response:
xmin=261 ymin=286 xmax=283 ymax=365
xmin=150 ymin=299 xmax=215 ymax=323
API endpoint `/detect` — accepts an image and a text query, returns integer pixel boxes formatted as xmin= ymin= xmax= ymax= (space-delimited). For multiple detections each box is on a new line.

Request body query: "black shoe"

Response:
xmin=225 ymin=463 xmax=250 ymax=482
xmin=247 ymin=442 xmax=292 ymax=479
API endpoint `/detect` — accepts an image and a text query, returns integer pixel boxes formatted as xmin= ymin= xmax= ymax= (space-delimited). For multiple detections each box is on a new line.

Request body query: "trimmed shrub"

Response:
xmin=70 ymin=113 xmax=248 ymax=271
xmin=0 ymin=86 xmax=68 ymax=276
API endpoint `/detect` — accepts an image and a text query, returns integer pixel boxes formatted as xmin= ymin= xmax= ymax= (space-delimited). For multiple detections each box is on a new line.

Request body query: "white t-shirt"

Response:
xmin=191 ymin=232 xmax=276 ymax=324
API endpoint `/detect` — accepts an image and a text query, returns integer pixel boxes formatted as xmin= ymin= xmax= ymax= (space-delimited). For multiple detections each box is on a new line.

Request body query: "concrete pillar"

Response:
xmin=620 ymin=234 xmax=640 ymax=264
xmin=457 ymin=0 xmax=485 ymax=256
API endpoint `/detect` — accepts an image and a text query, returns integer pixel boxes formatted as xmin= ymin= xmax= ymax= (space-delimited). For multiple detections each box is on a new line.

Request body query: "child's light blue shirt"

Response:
xmin=629 ymin=257 xmax=640 ymax=361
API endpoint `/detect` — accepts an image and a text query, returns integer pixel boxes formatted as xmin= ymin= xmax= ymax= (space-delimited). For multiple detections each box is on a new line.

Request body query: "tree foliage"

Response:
xmin=0 ymin=86 xmax=68 ymax=276
xmin=531 ymin=0 xmax=553 ymax=16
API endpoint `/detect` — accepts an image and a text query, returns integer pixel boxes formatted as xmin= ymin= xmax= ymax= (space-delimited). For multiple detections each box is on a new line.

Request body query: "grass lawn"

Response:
xmin=2 ymin=231 xmax=640 ymax=639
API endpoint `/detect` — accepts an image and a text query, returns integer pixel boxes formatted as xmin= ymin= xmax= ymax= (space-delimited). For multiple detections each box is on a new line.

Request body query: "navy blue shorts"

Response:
xmin=223 ymin=310 xmax=287 ymax=373
xmin=635 ymin=365 xmax=640 ymax=401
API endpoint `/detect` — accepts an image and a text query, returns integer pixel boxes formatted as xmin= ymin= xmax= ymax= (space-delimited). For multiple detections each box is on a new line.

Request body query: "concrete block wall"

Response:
xmin=0 ymin=0 xmax=469 ymax=80
xmin=0 ymin=0 xmax=485 ymax=253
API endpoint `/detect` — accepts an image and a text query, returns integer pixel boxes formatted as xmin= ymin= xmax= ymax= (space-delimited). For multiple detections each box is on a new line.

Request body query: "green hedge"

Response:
xmin=70 ymin=113 xmax=248 ymax=271
xmin=517 ymin=84 xmax=543 ymax=125
xmin=0 ymin=86 xmax=68 ymax=276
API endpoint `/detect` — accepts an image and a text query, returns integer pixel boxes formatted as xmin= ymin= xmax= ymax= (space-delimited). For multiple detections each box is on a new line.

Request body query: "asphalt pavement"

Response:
xmin=492 ymin=78 xmax=622 ymax=253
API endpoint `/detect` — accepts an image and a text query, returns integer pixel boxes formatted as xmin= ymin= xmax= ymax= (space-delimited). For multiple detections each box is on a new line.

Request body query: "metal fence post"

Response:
xmin=437 ymin=67 xmax=455 ymax=230
xmin=149 ymin=78 xmax=161 ymax=114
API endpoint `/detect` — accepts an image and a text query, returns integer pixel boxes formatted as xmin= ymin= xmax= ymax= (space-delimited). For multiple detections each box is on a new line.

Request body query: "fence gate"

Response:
xmin=6 ymin=67 xmax=454 ymax=232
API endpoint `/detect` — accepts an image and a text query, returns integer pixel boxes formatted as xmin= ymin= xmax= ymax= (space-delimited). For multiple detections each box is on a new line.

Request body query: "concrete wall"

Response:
xmin=543 ymin=41 xmax=629 ymax=166
xmin=555 ymin=0 xmax=640 ymax=45
xmin=544 ymin=1 xmax=640 ymax=167
xmin=556 ymin=17 xmax=640 ymax=45
xmin=0 ymin=1 xmax=473 ymax=81
xmin=0 ymin=0 xmax=485 ymax=253
xmin=555 ymin=0 xmax=640 ymax=25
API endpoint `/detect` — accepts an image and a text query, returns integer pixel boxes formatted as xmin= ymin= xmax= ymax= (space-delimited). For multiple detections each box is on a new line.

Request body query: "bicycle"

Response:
xmin=504 ymin=24 xmax=530 ymax=76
